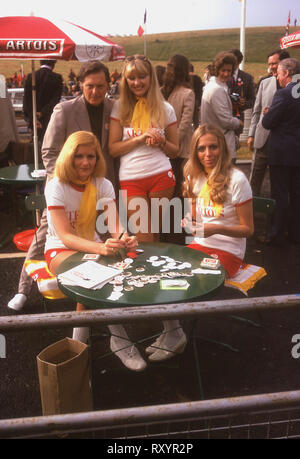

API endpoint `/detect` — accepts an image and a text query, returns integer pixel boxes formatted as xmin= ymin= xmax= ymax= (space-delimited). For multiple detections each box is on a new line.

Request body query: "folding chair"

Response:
xmin=252 ymin=196 xmax=276 ymax=242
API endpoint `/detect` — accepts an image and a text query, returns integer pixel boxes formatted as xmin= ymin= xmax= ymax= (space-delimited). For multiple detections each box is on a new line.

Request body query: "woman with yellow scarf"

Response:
xmin=109 ymin=54 xmax=179 ymax=242
xmin=44 ymin=131 xmax=149 ymax=372
xmin=109 ymin=55 xmax=188 ymax=363
xmin=182 ymin=124 xmax=254 ymax=278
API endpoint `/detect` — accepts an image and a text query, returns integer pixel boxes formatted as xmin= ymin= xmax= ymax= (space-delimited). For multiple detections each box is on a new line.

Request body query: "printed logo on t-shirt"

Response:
xmin=197 ymin=182 xmax=224 ymax=218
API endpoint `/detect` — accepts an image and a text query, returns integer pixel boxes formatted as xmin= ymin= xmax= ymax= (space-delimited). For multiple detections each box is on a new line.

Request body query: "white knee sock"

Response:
xmin=72 ymin=327 xmax=89 ymax=343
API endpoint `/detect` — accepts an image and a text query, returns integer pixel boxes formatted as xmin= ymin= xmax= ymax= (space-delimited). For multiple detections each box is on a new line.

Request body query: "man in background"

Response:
xmin=247 ymin=49 xmax=290 ymax=196
xmin=23 ymin=60 xmax=63 ymax=144
xmin=262 ymin=58 xmax=300 ymax=246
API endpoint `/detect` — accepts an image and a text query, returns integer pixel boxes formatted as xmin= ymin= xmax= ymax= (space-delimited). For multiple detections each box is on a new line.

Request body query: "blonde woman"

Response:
xmin=182 ymin=124 xmax=254 ymax=278
xmin=109 ymin=56 xmax=187 ymax=362
xmin=44 ymin=131 xmax=148 ymax=372
xmin=109 ymin=54 xmax=179 ymax=242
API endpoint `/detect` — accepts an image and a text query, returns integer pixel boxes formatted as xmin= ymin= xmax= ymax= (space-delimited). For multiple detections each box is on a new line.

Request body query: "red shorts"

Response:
xmin=187 ymin=243 xmax=244 ymax=278
xmin=44 ymin=248 xmax=72 ymax=271
xmin=120 ymin=169 xmax=176 ymax=197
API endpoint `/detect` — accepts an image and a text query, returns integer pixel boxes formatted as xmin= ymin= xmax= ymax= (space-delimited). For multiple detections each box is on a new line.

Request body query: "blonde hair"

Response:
xmin=55 ymin=131 xmax=106 ymax=183
xmin=119 ymin=55 xmax=166 ymax=128
xmin=183 ymin=124 xmax=232 ymax=204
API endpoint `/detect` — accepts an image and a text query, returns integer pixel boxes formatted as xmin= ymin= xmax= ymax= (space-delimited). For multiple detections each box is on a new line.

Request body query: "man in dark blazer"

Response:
xmin=262 ymin=58 xmax=300 ymax=246
xmin=23 ymin=60 xmax=63 ymax=142
xmin=8 ymin=61 xmax=117 ymax=311
xmin=227 ymin=49 xmax=255 ymax=130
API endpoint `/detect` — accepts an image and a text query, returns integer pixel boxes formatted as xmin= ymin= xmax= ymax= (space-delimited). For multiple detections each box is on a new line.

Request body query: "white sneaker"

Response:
xmin=8 ymin=294 xmax=27 ymax=311
xmin=110 ymin=336 xmax=147 ymax=372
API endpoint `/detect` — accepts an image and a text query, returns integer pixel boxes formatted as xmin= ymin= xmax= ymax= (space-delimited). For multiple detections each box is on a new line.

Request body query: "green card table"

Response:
xmin=57 ymin=242 xmax=225 ymax=309
xmin=0 ymin=164 xmax=46 ymax=186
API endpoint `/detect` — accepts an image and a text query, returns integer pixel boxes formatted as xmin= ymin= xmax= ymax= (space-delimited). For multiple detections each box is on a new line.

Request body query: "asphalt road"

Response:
xmin=0 ymin=162 xmax=300 ymax=439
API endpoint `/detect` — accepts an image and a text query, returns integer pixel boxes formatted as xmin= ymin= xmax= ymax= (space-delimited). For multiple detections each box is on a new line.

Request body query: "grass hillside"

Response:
xmin=112 ymin=26 xmax=300 ymax=63
xmin=0 ymin=27 xmax=300 ymax=84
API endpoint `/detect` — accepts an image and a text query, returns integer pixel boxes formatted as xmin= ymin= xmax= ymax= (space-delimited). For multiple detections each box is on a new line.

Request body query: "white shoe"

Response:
xmin=145 ymin=334 xmax=165 ymax=354
xmin=110 ymin=336 xmax=147 ymax=372
xmin=148 ymin=333 xmax=187 ymax=362
xmin=8 ymin=294 xmax=27 ymax=311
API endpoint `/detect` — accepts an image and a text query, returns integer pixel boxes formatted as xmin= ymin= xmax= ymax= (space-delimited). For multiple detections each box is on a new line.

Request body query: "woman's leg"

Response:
xmin=127 ymin=194 xmax=154 ymax=242
xmin=149 ymin=186 xmax=175 ymax=242
xmin=49 ymin=251 xmax=89 ymax=343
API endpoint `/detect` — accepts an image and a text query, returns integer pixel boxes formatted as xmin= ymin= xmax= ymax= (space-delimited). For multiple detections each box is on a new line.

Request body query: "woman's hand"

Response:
xmin=103 ymin=237 xmax=126 ymax=256
xmin=121 ymin=233 xmax=138 ymax=249
xmin=144 ymin=128 xmax=166 ymax=147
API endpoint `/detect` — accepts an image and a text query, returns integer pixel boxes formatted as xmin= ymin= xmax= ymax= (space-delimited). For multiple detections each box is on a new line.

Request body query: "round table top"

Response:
xmin=0 ymin=164 xmax=45 ymax=185
xmin=57 ymin=242 xmax=225 ymax=309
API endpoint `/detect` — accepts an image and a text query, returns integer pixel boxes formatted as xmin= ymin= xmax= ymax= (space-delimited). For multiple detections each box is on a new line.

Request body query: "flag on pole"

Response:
xmin=137 ymin=25 xmax=144 ymax=37
xmin=285 ymin=10 xmax=291 ymax=36
xmin=137 ymin=9 xmax=147 ymax=37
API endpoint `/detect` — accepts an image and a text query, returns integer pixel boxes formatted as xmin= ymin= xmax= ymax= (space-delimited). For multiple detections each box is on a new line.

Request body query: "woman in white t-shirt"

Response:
xmin=109 ymin=56 xmax=188 ymax=363
xmin=109 ymin=54 xmax=179 ymax=242
xmin=44 ymin=131 xmax=149 ymax=372
xmin=182 ymin=124 xmax=254 ymax=278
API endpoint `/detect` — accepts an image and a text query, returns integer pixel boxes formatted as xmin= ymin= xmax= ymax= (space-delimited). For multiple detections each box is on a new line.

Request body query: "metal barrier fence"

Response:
xmin=1 ymin=294 xmax=300 ymax=438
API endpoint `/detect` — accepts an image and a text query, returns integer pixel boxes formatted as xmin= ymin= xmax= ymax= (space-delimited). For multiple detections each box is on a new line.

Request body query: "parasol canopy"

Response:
xmin=280 ymin=30 xmax=300 ymax=50
xmin=0 ymin=16 xmax=125 ymax=61
xmin=0 ymin=16 xmax=125 ymax=176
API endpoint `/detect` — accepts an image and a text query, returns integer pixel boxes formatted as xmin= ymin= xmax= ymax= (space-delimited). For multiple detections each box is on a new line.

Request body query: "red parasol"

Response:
xmin=0 ymin=16 xmax=125 ymax=171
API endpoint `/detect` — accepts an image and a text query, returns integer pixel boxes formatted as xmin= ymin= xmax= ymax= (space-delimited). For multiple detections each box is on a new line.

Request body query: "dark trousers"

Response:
xmin=269 ymin=165 xmax=300 ymax=243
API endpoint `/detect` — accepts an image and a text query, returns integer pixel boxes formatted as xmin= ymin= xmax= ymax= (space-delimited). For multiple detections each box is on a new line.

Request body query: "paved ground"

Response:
xmin=0 ymin=163 xmax=300 ymax=438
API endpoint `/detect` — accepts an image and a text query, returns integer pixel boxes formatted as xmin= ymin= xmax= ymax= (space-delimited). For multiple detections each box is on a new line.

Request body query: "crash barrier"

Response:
xmin=0 ymin=294 xmax=300 ymax=438
xmin=1 ymin=390 xmax=300 ymax=439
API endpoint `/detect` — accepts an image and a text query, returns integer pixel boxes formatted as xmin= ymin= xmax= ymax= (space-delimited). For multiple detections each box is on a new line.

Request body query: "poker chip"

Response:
xmin=127 ymin=252 xmax=138 ymax=259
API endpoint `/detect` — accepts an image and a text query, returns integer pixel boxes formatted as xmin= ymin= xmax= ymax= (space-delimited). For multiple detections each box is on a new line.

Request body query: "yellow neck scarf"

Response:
xmin=198 ymin=181 xmax=223 ymax=218
xmin=74 ymin=178 xmax=98 ymax=241
xmin=131 ymin=97 xmax=150 ymax=133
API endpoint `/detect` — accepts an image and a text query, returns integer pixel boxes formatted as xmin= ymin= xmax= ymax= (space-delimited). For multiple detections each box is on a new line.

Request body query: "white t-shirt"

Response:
xmin=193 ymin=168 xmax=252 ymax=260
xmin=45 ymin=176 xmax=115 ymax=252
xmin=110 ymin=100 xmax=177 ymax=181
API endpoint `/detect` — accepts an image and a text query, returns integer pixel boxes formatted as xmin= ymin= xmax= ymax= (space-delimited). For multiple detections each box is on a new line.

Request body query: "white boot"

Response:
xmin=148 ymin=320 xmax=187 ymax=362
xmin=108 ymin=324 xmax=147 ymax=372
xmin=8 ymin=294 xmax=27 ymax=311
xmin=72 ymin=327 xmax=89 ymax=343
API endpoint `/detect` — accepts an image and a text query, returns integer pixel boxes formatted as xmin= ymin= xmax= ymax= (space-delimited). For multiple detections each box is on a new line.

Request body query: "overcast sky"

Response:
xmin=1 ymin=0 xmax=299 ymax=36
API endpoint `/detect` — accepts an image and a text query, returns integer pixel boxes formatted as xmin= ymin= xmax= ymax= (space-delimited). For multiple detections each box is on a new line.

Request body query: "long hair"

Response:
xmin=55 ymin=131 xmax=106 ymax=183
xmin=118 ymin=55 xmax=166 ymax=128
xmin=161 ymin=54 xmax=191 ymax=99
xmin=183 ymin=124 xmax=232 ymax=204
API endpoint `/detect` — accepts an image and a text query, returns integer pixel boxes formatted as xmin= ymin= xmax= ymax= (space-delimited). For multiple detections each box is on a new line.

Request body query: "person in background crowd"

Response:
xmin=227 ymin=49 xmax=255 ymax=136
xmin=23 ymin=60 xmax=63 ymax=143
xmin=155 ymin=65 xmax=166 ymax=87
xmin=203 ymin=64 xmax=213 ymax=85
xmin=189 ymin=63 xmax=204 ymax=129
xmin=248 ymin=49 xmax=290 ymax=196
xmin=8 ymin=61 xmax=116 ymax=312
xmin=161 ymin=54 xmax=195 ymax=197
xmin=182 ymin=124 xmax=254 ymax=278
xmin=201 ymin=51 xmax=243 ymax=163
xmin=262 ymin=58 xmax=300 ymax=246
